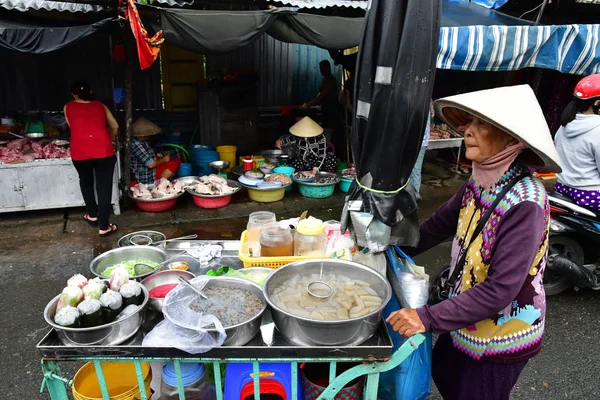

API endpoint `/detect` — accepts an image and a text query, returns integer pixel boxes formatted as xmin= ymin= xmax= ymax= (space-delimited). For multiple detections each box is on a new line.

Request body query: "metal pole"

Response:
xmin=535 ymin=0 xmax=548 ymax=23
xmin=123 ymin=35 xmax=133 ymax=207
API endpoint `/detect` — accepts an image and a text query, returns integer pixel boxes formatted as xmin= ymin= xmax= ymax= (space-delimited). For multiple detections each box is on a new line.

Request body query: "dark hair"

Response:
xmin=319 ymin=60 xmax=331 ymax=71
xmin=560 ymin=97 xmax=597 ymax=126
xmin=70 ymin=81 xmax=93 ymax=101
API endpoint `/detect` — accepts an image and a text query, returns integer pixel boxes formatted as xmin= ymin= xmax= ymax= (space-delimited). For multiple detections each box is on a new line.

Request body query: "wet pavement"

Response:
xmin=2 ymin=159 xmax=599 ymax=399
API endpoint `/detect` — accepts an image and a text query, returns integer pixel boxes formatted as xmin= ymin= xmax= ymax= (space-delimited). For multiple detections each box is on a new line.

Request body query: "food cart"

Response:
xmin=37 ymin=239 xmax=424 ymax=399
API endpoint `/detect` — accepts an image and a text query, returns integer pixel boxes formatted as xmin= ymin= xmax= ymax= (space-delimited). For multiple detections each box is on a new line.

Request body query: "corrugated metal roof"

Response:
xmin=265 ymin=0 xmax=367 ymax=9
xmin=575 ymin=0 xmax=600 ymax=4
xmin=0 ymin=0 xmax=107 ymax=13
xmin=0 ymin=0 xmax=193 ymax=13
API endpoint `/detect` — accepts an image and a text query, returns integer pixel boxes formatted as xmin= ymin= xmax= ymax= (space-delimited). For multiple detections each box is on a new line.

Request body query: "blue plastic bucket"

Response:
xmin=196 ymin=150 xmax=220 ymax=176
xmin=177 ymin=162 xmax=193 ymax=178
xmin=338 ymin=177 xmax=353 ymax=193
xmin=273 ymin=166 xmax=295 ymax=192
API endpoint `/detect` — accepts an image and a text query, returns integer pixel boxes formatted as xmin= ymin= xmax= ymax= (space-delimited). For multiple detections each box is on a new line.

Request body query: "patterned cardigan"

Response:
xmin=413 ymin=164 xmax=550 ymax=364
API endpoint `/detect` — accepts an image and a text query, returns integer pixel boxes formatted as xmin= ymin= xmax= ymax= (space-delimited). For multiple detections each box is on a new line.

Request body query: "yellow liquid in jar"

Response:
xmin=260 ymin=242 xmax=293 ymax=257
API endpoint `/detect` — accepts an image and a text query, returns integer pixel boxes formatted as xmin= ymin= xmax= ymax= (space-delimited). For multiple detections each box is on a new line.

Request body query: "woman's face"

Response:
xmin=462 ymin=116 xmax=516 ymax=163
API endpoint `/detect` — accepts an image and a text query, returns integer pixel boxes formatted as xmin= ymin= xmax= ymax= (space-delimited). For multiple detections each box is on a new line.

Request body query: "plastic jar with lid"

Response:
xmin=247 ymin=211 xmax=277 ymax=242
xmin=161 ymin=362 xmax=215 ymax=400
xmin=259 ymin=223 xmax=293 ymax=257
xmin=294 ymin=218 xmax=327 ymax=256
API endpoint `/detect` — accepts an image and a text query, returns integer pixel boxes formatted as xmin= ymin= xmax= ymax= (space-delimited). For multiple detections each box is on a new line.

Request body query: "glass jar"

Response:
xmin=247 ymin=211 xmax=276 ymax=242
xmin=294 ymin=218 xmax=327 ymax=256
xmin=161 ymin=362 xmax=215 ymax=400
xmin=259 ymin=223 xmax=293 ymax=257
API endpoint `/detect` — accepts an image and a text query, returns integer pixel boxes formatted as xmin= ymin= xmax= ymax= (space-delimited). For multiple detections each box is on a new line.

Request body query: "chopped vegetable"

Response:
xmin=102 ymin=260 xmax=159 ymax=277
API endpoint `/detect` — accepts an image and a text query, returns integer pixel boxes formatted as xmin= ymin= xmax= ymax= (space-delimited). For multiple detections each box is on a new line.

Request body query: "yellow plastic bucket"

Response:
xmin=247 ymin=187 xmax=286 ymax=203
xmin=216 ymin=145 xmax=237 ymax=172
xmin=73 ymin=362 xmax=152 ymax=400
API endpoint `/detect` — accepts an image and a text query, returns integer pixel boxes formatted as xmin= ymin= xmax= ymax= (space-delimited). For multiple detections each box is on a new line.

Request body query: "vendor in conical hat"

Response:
xmin=130 ymin=117 xmax=181 ymax=184
xmin=274 ymin=116 xmax=337 ymax=172
xmin=386 ymin=85 xmax=561 ymax=400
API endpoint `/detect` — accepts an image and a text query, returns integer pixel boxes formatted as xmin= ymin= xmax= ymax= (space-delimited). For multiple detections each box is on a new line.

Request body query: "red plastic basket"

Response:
xmin=134 ymin=198 xmax=178 ymax=213
xmin=191 ymin=194 xmax=232 ymax=209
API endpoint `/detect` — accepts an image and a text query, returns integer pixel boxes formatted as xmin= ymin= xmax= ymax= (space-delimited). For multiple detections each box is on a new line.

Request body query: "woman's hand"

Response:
xmin=275 ymin=139 xmax=283 ymax=149
xmin=386 ymin=309 xmax=426 ymax=337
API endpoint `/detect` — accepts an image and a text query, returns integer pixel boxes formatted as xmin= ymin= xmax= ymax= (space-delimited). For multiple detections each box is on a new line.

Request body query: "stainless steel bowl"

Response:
xmin=117 ymin=231 xmax=167 ymax=248
xmin=164 ymin=277 xmax=267 ymax=346
xmin=209 ymin=160 xmax=230 ymax=171
xmin=90 ymin=246 xmax=167 ymax=280
xmin=43 ymin=283 xmax=148 ymax=346
xmin=185 ymin=180 xmax=241 ymax=198
xmin=25 ymin=132 xmax=47 ymax=139
xmin=173 ymin=176 xmax=201 ymax=186
xmin=264 ymin=259 xmax=392 ymax=346
xmin=141 ymin=269 xmax=196 ymax=312
xmin=260 ymin=150 xmax=293 ymax=166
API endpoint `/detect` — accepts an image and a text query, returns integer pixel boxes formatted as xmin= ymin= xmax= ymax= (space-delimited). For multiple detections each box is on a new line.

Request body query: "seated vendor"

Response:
xmin=131 ymin=117 xmax=181 ymax=185
xmin=275 ymin=117 xmax=337 ymax=173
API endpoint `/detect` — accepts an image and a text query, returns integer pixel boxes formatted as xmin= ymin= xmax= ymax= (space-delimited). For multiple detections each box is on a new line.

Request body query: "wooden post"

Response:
xmin=123 ymin=38 xmax=133 ymax=207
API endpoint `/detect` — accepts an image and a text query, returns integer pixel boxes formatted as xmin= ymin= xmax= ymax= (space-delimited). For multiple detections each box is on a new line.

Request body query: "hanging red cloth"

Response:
xmin=126 ymin=0 xmax=164 ymax=70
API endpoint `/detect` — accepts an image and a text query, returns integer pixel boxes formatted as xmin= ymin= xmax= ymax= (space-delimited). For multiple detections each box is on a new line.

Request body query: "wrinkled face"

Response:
xmin=462 ymin=116 xmax=516 ymax=163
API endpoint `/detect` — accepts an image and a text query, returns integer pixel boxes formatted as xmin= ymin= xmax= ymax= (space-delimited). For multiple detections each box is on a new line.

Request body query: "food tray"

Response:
xmin=238 ymin=230 xmax=321 ymax=268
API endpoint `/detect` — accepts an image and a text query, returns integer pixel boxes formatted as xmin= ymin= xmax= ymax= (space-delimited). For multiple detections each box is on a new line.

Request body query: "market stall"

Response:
xmin=37 ymin=216 xmax=426 ymax=399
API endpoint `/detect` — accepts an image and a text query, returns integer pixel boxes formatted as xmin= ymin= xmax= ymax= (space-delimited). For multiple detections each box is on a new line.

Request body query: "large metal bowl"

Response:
xmin=117 ymin=231 xmax=167 ymax=248
xmin=90 ymin=246 xmax=167 ymax=280
xmin=264 ymin=259 xmax=392 ymax=346
xmin=43 ymin=283 xmax=148 ymax=346
xmin=164 ymin=277 xmax=267 ymax=346
xmin=141 ymin=269 xmax=196 ymax=313
xmin=260 ymin=149 xmax=293 ymax=166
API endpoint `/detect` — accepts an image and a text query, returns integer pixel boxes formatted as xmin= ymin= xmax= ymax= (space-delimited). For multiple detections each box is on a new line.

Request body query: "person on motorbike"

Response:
xmin=387 ymin=85 xmax=561 ymax=400
xmin=554 ymin=74 xmax=600 ymax=211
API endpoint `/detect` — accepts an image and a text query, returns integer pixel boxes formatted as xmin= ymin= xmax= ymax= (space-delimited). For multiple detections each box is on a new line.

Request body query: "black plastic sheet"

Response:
xmin=345 ymin=0 xmax=441 ymax=248
xmin=0 ymin=15 xmax=113 ymax=53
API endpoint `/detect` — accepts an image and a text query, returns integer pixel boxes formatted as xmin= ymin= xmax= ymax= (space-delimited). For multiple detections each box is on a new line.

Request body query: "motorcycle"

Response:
xmin=546 ymin=192 xmax=600 ymax=295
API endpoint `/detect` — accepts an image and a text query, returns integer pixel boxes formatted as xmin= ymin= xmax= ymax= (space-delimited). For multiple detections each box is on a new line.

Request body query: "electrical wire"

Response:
xmin=519 ymin=2 xmax=544 ymax=19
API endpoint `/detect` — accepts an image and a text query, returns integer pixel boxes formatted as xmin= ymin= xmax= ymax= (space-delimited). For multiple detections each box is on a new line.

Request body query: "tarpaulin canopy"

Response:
xmin=160 ymin=8 xmax=362 ymax=53
xmin=0 ymin=14 xmax=113 ymax=53
xmin=342 ymin=0 xmax=441 ymax=248
xmin=160 ymin=1 xmax=600 ymax=75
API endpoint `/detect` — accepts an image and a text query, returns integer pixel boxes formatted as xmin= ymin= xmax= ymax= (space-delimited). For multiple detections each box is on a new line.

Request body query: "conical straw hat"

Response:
xmin=435 ymin=85 xmax=561 ymax=173
xmin=132 ymin=117 xmax=161 ymax=137
xmin=289 ymin=117 xmax=324 ymax=138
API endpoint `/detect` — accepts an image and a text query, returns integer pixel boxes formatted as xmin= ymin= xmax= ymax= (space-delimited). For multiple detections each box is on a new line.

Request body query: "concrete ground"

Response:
xmin=1 ymin=156 xmax=598 ymax=399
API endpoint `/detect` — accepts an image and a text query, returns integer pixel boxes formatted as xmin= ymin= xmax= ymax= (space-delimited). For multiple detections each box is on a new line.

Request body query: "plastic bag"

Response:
xmin=378 ymin=246 xmax=432 ymax=400
xmin=144 ymin=276 xmax=227 ymax=354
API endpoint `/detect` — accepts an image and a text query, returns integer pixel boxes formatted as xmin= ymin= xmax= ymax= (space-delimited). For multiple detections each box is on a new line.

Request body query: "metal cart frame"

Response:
xmin=39 ymin=333 xmax=423 ymax=400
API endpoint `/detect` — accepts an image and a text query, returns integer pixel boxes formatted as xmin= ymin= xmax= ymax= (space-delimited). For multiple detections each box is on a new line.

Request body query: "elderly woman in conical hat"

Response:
xmin=130 ymin=117 xmax=181 ymax=185
xmin=274 ymin=117 xmax=337 ymax=173
xmin=387 ymin=85 xmax=561 ymax=400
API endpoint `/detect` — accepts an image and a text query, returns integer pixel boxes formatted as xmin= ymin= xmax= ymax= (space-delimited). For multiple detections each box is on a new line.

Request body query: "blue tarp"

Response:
xmin=445 ymin=0 xmax=509 ymax=10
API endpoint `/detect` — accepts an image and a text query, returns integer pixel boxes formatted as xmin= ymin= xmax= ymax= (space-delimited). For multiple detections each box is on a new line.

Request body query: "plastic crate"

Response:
xmin=238 ymin=230 xmax=321 ymax=268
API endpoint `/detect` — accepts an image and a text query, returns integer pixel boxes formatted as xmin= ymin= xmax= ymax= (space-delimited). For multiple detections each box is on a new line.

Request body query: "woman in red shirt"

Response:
xmin=64 ymin=81 xmax=119 ymax=236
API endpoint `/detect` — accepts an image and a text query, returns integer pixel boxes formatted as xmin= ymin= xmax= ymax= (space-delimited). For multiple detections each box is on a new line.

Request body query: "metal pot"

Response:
xmin=141 ymin=269 xmax=196 ymax=313
xmin=260 ymin=150 xmax=294 ymax=166
xmin=117 ymin=231 xmax=167 ymax=248
xmin=264 ymin=259 xmax=392 ymax=346
xmin=43 ymin=283 xmax=148 ymax=346
xmin=90 ymin=246 xmax=167 ymax=280
xmin=163 ymin=277 xmax=267 ymax=346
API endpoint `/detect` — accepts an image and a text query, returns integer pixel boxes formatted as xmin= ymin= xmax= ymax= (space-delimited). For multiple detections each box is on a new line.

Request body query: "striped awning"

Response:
xmin=437 ymin=24 xmax=600 ymax=75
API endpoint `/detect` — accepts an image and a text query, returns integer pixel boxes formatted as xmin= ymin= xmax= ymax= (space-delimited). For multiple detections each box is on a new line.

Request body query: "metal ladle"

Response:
xmin=133 ymin=252 xmax=187 ymax=275
xmin=178 ymin=276 xmax=209 ymax=300
xmin=307 ymin=261 xmax=334 ymax=299
xmin=130 ymin=234 xmax=198 ymax=246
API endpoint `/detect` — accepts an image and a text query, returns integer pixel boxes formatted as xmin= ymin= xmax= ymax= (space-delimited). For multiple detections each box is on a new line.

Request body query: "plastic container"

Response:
xmin=72 ymin=362 xmax=152 ymax=400
xmin=294 ymin=218 xmax=327 ymax=257
xmin=238 ymin=230 xmax=323 ymax=268
xmin=338 ymin=177 xmax=352 ymax=193
xmin=298 ymin=182 xmax=336 ymax=199
xmin=247 ymin=211 xmax=277 ymax=242
xmin=177 ymin=162 xmax=193 ymax=178
xmin=161 ymin=362 xmax=215 ymax=400
xmin=196 ymin=150 xmax=220 ymax=177
xmin=247 ymin=186 xmax=287 ymax=203
xmin=273 ymin=166 xmax=296 ymax=192
xmin=216 ymin=145 xmax=237 ymax=172
xmin=260 ymin=223 xmax=293 ymax=257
